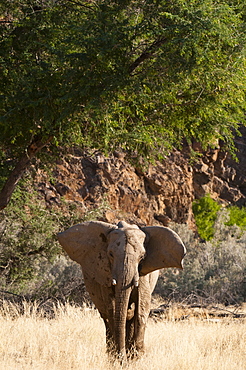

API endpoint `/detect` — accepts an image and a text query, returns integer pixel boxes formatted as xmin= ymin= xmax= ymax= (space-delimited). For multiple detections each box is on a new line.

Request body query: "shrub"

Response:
xmin=0 ymin=175 xmax=108 ymax=297
xmin=192 ymin=194 xmax=221 ymax=241
xmin=0 ymin=185 xmax=60 ymax=293
xmin=225 ymin=206 xmax=246 ymax=230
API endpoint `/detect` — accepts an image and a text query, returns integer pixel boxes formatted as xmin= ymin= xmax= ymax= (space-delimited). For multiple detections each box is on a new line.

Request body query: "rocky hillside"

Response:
xmin=36 ymin=126 xmax=246 ymax=228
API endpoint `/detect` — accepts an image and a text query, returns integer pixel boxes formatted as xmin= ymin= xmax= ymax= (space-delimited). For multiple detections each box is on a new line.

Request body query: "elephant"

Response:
xmin=57 ymin=220 xmax=186 ymax=360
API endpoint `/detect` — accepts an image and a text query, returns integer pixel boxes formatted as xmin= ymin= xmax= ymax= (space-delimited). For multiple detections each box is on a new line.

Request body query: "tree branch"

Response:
xmin=65 ymin=0 xmax=96 ymax=12
xmin=128 ymin=37 xmax=167 ymax=74
xmin=0 ymin=136 xmax=51 ymax=211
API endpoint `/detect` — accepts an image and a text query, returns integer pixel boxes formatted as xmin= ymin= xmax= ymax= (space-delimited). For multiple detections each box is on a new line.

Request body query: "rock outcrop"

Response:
xmin=36 ymin=127 xmax=246 ymax=227
xmin=191 ymin=126 xmax=246 ymax=207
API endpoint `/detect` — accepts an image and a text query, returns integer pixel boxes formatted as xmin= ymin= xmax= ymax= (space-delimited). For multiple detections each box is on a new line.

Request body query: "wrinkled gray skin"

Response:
xmin=57 ymin=221 xmax=186 ymax=360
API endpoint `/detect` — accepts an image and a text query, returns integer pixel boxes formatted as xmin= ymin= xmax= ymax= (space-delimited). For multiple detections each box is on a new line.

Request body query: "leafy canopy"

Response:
xmin=1 ymin=0 xmax=246 ymax=160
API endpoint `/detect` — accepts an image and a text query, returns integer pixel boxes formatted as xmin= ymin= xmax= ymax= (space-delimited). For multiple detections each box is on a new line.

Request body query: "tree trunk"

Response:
xmin=0 ymin=136 xmax=50 ymax=210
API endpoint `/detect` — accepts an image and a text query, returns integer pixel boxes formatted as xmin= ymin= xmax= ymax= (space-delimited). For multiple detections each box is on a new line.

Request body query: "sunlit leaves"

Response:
xmin=0 ymin=0 xmax=246 ymax=162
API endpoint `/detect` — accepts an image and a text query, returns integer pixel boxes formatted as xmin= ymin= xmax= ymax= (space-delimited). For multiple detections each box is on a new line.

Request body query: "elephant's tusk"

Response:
xmin=134 ymin=281 xmax=139 ymax=287
xmin=112 ymin=279 xmax=117 ymax=286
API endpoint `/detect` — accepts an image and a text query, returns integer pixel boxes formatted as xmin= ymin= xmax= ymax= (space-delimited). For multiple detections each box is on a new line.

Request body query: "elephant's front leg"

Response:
xmin=99 ymin=286 xmax=116 ymax=354
xmin=125 ymin=290 xmax=138 ymax=354
xmin=102 ymin=317 xmax=115 ymax=353
xmin=126 ymin=309 xmax=149 ymax=358
xmin=134 ymin=278 xmax=152 ymax=355
xmin=126 ymin=317 xmax=135 ymax=354
xmin=134 ymin=311 xmax=149 ymax=354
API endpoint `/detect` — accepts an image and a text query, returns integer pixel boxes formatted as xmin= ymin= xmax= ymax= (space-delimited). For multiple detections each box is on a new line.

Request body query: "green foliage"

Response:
xmin=192 ymin=195 xmax=221 ymax=240
xmin=0 ymin=182 xmax=59 ymax=289
xmin=0 ymin=0 xmax=246 ymax=163
xmin=225 ymin=206 xmax=246 ymax=230
xmin=0 ymin=175 xmax=108 ymax=294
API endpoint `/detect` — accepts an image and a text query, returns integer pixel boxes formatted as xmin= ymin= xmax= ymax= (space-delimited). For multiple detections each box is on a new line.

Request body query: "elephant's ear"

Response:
xmin=57 ymin=221 xmax=116 ymax=286
xmin=140 ymin=226 xmax=186 ymax=276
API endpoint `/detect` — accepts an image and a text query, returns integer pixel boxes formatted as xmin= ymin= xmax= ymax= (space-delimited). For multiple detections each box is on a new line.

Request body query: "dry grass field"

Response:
xmin=0 ymin=300 xmax=245 ymax=370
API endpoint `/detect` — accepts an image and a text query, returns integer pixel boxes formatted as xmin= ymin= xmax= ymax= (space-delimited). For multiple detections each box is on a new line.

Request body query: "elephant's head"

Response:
xmin=107 ymin=221 xmax=146 ymax=288
xmin=57 ymin=220 xmax=186 ymax=356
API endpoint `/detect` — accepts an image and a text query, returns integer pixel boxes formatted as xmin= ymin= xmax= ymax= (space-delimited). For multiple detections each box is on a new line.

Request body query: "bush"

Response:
xmin=225 ymin=206 xmax=246 ymax=230
xmin=192 ymin=194 xmax=221 ymax=241
xmin=0 ymin=191 xmax=61 ymax=295
xmin=0 ymin=175 xmax=108 ymax=297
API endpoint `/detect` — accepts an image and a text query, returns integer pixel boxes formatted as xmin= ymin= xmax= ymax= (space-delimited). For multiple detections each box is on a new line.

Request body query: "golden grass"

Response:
xmin=0 ymin=301 xmax=245 ymax=370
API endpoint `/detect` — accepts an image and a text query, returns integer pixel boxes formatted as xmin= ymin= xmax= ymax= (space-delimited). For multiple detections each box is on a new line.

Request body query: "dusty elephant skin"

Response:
xmin=57 ymin=221 xmax=186 ymax=360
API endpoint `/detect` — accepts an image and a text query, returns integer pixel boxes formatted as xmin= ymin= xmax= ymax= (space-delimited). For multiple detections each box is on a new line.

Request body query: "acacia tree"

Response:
xmin=1 ymin=0 xmax=246 ymax=210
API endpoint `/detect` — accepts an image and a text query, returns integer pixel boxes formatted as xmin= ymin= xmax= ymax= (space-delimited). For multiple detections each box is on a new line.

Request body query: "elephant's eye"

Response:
xmin=109 ymin=251 xmax=114 ymax=259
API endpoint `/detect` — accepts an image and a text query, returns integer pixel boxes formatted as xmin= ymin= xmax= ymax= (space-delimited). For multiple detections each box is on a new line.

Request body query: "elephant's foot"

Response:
xmin=106 ymin=343 xmax=128 ymax=364
xmin=126 ymin=343 xmax=145 ymax=360
xmin=106 ymin=340 xmax=115 ymax=355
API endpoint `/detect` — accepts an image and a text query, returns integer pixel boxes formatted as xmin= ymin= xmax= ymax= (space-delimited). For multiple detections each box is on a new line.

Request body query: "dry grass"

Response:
xmin=0 ymin=301 xmax=245 ymax=370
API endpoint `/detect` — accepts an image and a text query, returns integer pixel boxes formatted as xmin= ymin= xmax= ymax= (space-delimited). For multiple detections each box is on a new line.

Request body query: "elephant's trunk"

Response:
xmin=114 ymin=254 xmax=135 ymax=358
xmin=114 ymin=284 xmax=132 ymax=359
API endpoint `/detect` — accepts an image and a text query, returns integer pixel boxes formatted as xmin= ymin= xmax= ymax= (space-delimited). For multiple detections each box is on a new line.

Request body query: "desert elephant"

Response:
xmin=57 ymin=220 xmax=186 ymax=360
